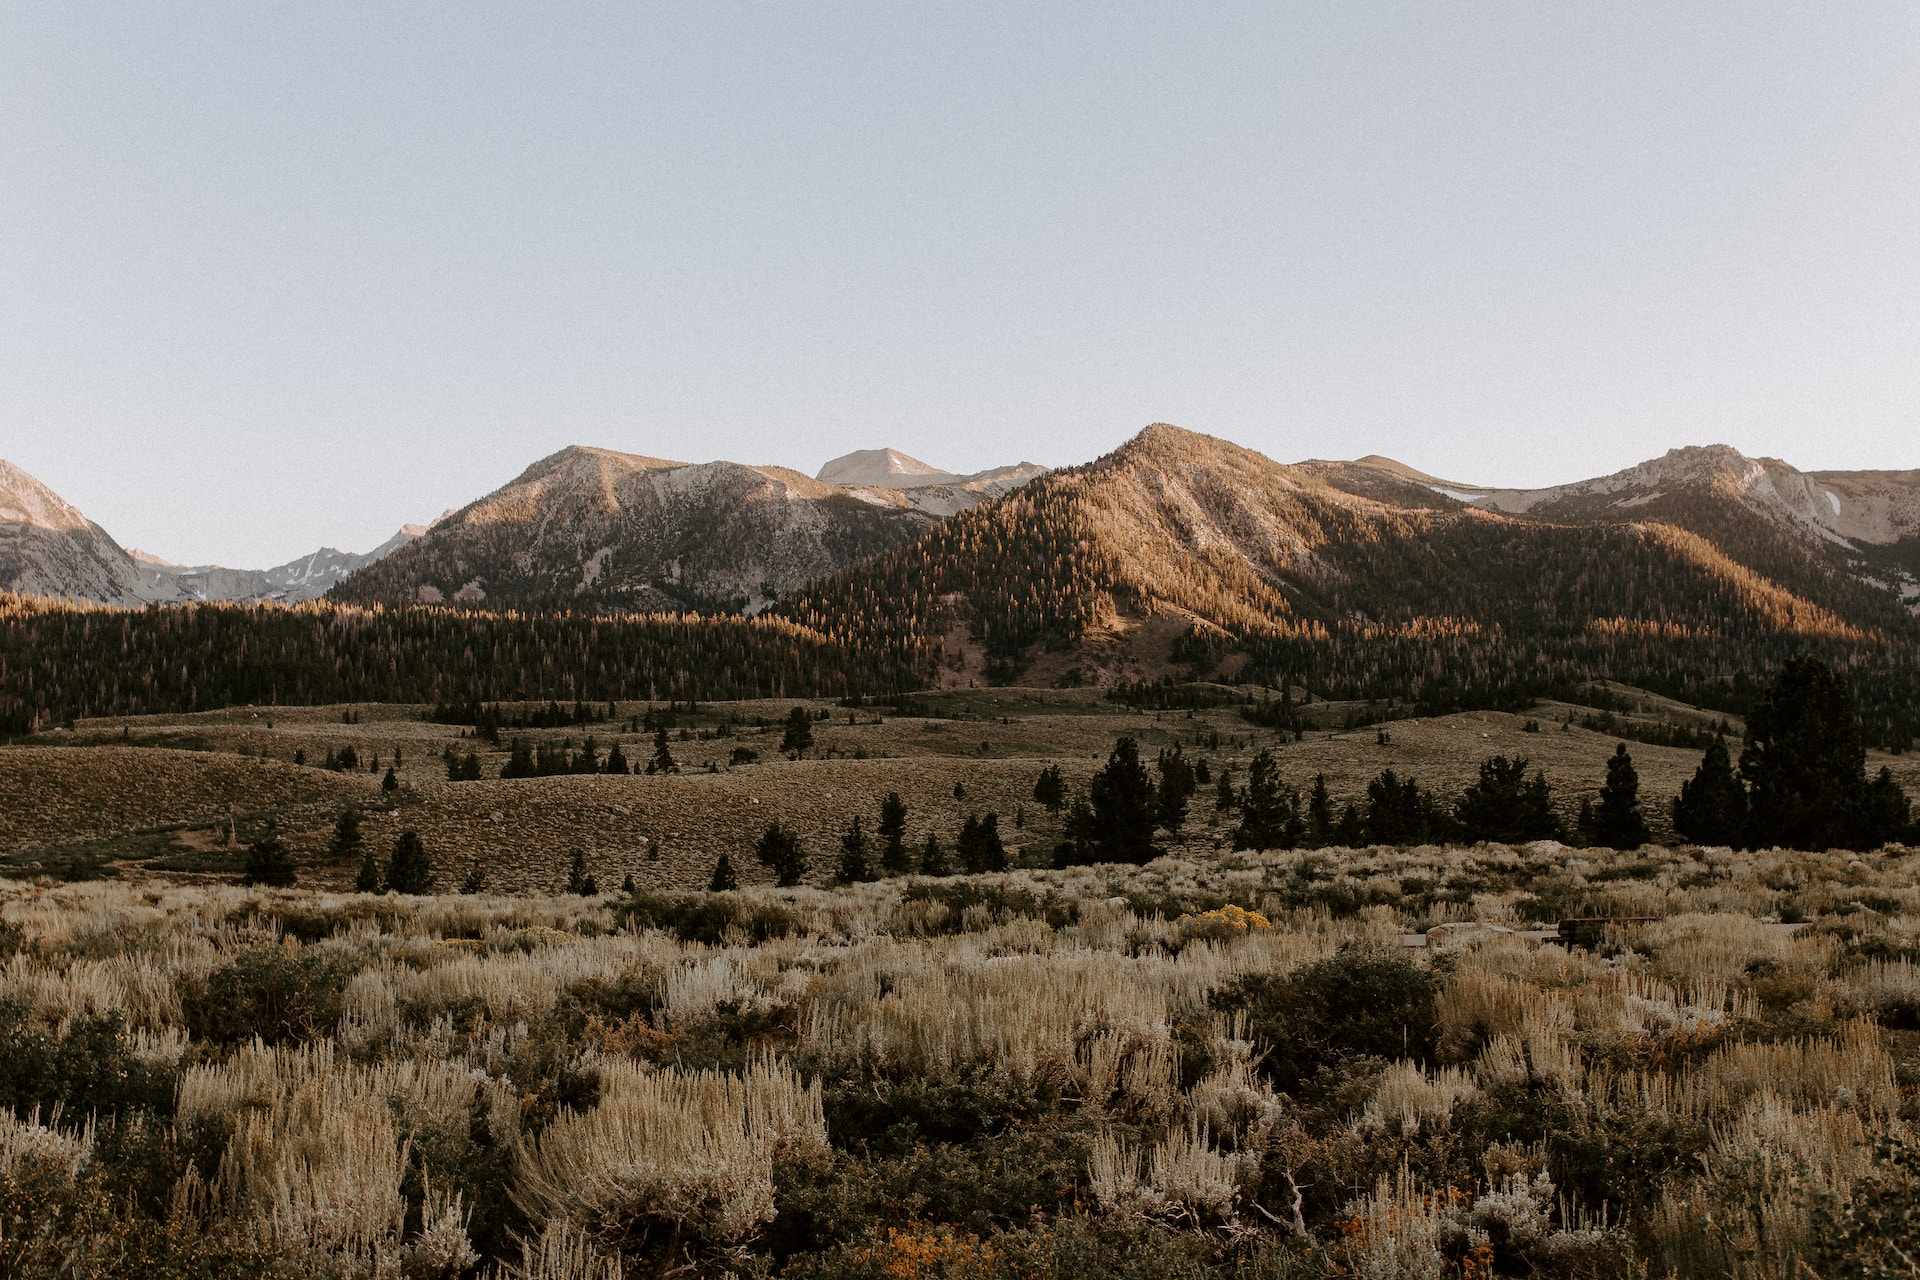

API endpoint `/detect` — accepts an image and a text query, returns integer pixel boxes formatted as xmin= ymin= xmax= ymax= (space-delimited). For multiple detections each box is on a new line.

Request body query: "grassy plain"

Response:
xmin=4 ymin=684 xmax=1916 ymax=893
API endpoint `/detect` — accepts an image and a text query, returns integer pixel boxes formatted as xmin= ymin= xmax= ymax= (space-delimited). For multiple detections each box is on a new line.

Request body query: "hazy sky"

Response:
xmin=5 ymin=3 xmax=1920 ymax=566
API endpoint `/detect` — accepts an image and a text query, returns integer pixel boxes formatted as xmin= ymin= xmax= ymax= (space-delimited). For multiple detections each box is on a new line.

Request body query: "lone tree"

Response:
xmin=242 ymin=824 xmax=297 ymax=888
xmin=878 ymin=792 xmax=911 ymax=875
xmin=1060 ymin=737 xmax=1158 ymax=866
xmin=709 ymin=852 xmax=738 ymax=892
xmin=1583 ymin=744 xmax=1651 ymax=851
xmin=1455 ymin=756 xmax=1561 ymax=845
xmin=565 ymin=848 xmax=591 ymax=894
xmin=381 ymin=766 xmax=399 ymax=794
xmin=386 ymin=830 xmax=432 ymax=895
xmin=1234 ymin=750 xmax=1304 ymax=851
xmin=1156 ymin=746 xmax=1197 ymax=834
xmin=958 ymin=813 xmax=1008 ymax=873
xmin=1032 ymin=765 xmax=1066 ymax=813
xmin=755 ymin=821 xmax=808 ymax=888
xmin=460 ymin=861 xmax=485 ymax=894
xmin=647 ymin=727 xmax=678 ymax=775
xmin=604 ymin=741 xmax=631 ymax=775
xmin=780 ymin=707 xmax=814 ymax=758
xmin=1672 ymin=736 xmax=1748 ymax=847
xmin=331 ymin=809 xmax=375 ymax=891
xmin=837 ymin=817 xmax=874 ymax=884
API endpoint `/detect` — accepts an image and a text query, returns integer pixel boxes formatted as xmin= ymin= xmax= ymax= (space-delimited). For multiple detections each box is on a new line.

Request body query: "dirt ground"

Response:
xmin=7 ymin=684 xmax=1916 ymax=893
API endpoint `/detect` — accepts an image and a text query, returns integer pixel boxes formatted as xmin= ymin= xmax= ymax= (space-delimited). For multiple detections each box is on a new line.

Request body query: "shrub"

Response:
xmin=1212 ymin=948 xmax=1437 ymax=1095
xmin=182 ymin=947 xmax=359 ymax=1046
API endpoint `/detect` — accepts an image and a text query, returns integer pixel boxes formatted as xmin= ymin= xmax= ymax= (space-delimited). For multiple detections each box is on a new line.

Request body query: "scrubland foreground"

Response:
xmin=3 ymin=841 xmax=1920 ymax=1279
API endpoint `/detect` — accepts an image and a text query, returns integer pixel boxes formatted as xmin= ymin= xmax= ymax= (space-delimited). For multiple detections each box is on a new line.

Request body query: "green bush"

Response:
xmin=0 ymin=1002 xmax=176 ymax=1121
xmin=1212 ymin=947 xmax=1437 ymax=1095
xmin=181 ymin=946 xmax=361 ymax=1046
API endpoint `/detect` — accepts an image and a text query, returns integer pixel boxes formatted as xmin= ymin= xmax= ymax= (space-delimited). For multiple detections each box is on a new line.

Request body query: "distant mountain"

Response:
xmin=332 ymin=445 xmax=1048 ymax=613
xmin=0 ymin=459 xmax=422 ymax=605
xmin=0 ymin=460 xmax=171 ymax=605
xmin=1313 ymin=445 xmax=1920 ymax=618
xmin=127 ymin=525 xmax=429 ymax=604
xmin=786 ymin=426 xmax=1920 ymax=721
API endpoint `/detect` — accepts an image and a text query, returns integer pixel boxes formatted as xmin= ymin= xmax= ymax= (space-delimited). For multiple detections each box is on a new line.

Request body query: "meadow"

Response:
xmin=2 ymin=838 xmax=1918 ymax=1278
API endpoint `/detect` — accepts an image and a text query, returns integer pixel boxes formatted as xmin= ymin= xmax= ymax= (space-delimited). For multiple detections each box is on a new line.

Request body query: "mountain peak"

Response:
xmin=816 ymin=448 xmax=957 ymax=488
xmin=0 ymin=460 xmax=94 ymax=535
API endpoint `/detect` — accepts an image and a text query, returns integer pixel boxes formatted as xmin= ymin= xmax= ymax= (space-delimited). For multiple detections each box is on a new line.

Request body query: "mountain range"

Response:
xmin=5 ymin=430 xmax=1919 ymax=642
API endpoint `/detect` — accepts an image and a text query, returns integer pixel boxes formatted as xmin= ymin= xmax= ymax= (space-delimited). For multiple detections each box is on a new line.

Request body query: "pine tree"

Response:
xmin=460 ymin=861 xmax=485 ymax=894
xmin=565 ymin=848 xmax=589 ymax=895
xmin=621 ymin=873 xmax=636 ymax=896
xmin=1672 ymin=736 xmax=1748 ymax=847
xmin=242 ymin=825 xmax=297 ymax=888
xmin=958 ymin=813 xmax=1008 ymax=873
xmin=1305 ymin=774 xmax=1335 ymax=848
xmin=647 ymin=728 xmax=678 ymax=775
xmin=1060 ymin=737 xmax=1158 ymax=865
xmin=1742 ymin=657 xmax=1875 ymax=851
xmin=1331 ymin=801 xmax=1366 ymax=847
xmin=1861 ymin=767 xmax=1914 ymax=850
xmin=1583 ymin=744 xmax=1652 ymax=850
xmin=780 ymin=707 xmax=814 ymax=757
xmin=500 ymin=739 xmax=536 ymax=780
xmin=1455 ymin=756 xmax=1561 ymax=844
xmin=1156 ymin=746 xmax=1195 ymax=834
xmin=837 ymin=817 xmax=873 ymax=884
xmin=709 ymin=852 xmax=738 ymax=892
xmin=1032 ymin=765 xmax=1065 ymax=813
xmin=604 ymin=742 xmax=631 ymax=775
xmin=381 ymin=766 xmax=398 ymax=794
xmin=386 ymin=830 xmax=432 ymax=895
xmin=920 ymin=832 xmax=949 ymax=876
xmin=1215 ymin=768 xmax=1238 ymax=812
xmin=878 ymin=792 xmax=910 ymax=875
xmin=1234 ymin=750 xmax=1304 ymax=851
xmin=1364 ymin=770 xmax=1452 ymax=846
xmin=755 ymin=822 xmax=808 ymax=888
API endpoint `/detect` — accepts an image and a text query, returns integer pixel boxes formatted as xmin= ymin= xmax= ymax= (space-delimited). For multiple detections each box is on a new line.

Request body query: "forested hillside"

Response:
xmin=784 ymin=425 xmax=1920 ymax=744
xmin=0 ymin=594 xmax=910 ymax=734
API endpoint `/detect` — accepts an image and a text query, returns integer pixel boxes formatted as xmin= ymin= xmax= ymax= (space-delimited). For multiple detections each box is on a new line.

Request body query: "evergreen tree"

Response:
xmin=958 ymin=813 xmax=1008 ymax=873
xmin=1364 ymin=770 xmax=1453 ymax=846
xmin=780 ymin=707 xmax=814 ymax=757
xmin=381 ymin=766 xmax=398 ymax=794
xmin=500 ymin=739 xmax=536 ymax=780
xmin=1741 ymin=657 xmax=1880 ymax=850
xmin=1672 ymin=736 xmax=1748 ymax=847
xmin=1861 ymin=767 xmax=1914 ymax=849
xmin=460 ymin=861 xmax=485 ymax=894
xmin=647 ymin=727 xmax=678 ymax=775
xmin=755 ymin=822 xmax=808 ymax=887
xmin=1579 ymin=744 xmax=1651 ymax=850
xmin=1331 ymin=801 xmax=1366 ymax=847
xmin=1305 ymin=774 xmax=1335 ymax=848
xmin=386 ymin=830 xmax=432 ymax=895
xmin=1215 ymin=767 xmax=1238 ymax=812
xmin=878 ymin=792 xmax=910 ymax=875
xmin=1061 ymin=737 xmax=1158 ymax=865
xmin=709 ymin=852 xmax=738 ymax=892
xmin=920 ymin=832 xmax=949 ymax=877
xmin=1155 ymin=746 xmax=1196 ymax=833
xmin=621 ymin=873 xmax=636 ymax=896
xmin=573 ymin=738 xmax=601 ymax=774
xmin=836 ymin=817 xmax=873 ymax=884
xmin=1455 ymin=756 xmax=1561 ymax=844
xmin=565 ymin=848 xmax=589 ymax=895
xmin=1233 ymin=750 xmax=1304 ymax=851
xmin=1032 ymin=765 xmax=1065 ymax=813
xmin=604 ymin=742 xmax=631 ymax=775
xmin=242 ymin=825 xmax=297 ymax=888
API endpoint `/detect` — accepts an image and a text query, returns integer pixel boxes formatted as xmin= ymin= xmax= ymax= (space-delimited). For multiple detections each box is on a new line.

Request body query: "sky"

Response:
xmin=4 ymin=3 xmax=1920 ymax=567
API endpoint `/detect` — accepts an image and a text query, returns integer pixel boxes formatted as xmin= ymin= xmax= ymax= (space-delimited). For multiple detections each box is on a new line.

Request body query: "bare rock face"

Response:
xmin=333 ymin=446 xmax=1047 ymax=614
